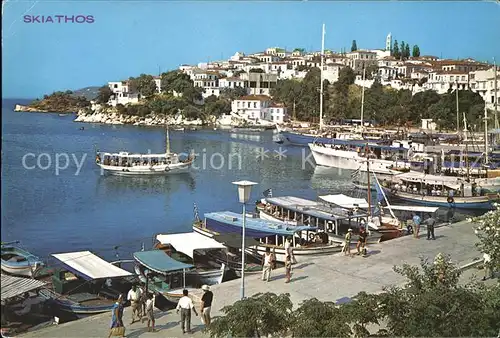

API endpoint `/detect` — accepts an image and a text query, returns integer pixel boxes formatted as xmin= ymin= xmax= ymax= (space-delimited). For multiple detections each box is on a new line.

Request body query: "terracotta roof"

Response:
xmin=383 ymin=56 xmax=397 ymax=60
xmin=237 ymin=95 xmax=271 ymax=101
xmin=270 ymin=103 xmax=286 ymax=108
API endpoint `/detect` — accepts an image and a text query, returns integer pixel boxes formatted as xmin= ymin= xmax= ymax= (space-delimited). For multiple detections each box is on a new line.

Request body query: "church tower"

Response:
xmin=385 ymin=33 xmax=392 ymax=53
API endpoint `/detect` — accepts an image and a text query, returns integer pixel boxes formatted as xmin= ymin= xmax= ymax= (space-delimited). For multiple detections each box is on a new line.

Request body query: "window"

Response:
xmin=450 ymin=76 xmax=454 ymax=81
xmin=253 ymin=102 xmax=257 ymax=108
xmin=114 ymin=84 xmax=118 ymax=88
xmin=461 ymin=76 xmax=465 ymax=81
xmin=237 ymin=102 xmax=240 ymax=107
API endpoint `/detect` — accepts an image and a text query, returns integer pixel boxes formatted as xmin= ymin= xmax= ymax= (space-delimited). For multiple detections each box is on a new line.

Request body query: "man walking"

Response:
xmin=356 ymin=227 xmax=367 ymax=256
xmin=127 ymin=285 xmax=142 ymax=324
xmin=342 ymin=229 xmax=352 ymax=256
xmin=482 ymin=252 xmax=493 ymax=281
xmin=145 ymin=294 xmax=156 ymax=332
xmin=200 ymin=285 xmax=213 ymax=326
xmin=262 ymin=247 xmax=274 ymax=282
xmin=176 ymin=289 xmax=198 ymax=334
xmin=284 ymin=237 xmax=297 ymax=264
xmin=424 ymin=215 xmax=436 ymax=240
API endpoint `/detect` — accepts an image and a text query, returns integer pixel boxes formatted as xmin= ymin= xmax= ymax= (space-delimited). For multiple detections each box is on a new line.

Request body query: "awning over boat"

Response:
xmin=1 ymin=274 xmax=46 ymax=302
xmin=395 ymin=172 xmax=463 ymax=190
xmin=156 ymin=232 xmax=226 ymax=259
xmin=213 ymin=234 xmax=261 ymax=249
xmin=133 ymin=250 xmax=194 ymax=274
xmin=51 ymin=251 xmax=133 ymax=281
xmin=385 ymin=205 xmax=439 ymax=213
xmin=319 ymin=194 xmax=369 ymax=209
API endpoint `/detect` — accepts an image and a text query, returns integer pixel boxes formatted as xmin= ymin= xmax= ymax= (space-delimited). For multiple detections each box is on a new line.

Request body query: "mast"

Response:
xmin=456 ymin=80 xmax=460 ymax=134
xmin=319 ymin=23 xmax=325 ymax=131
xmin=484 ymin=105 xmax=489 ymax=165
xmin=373 ymin=172 xmax=397 ymax=220
xmin=165 ymin=114 xmax=170 ymax=154
xmin=360 ymin=67 xmax=366 ymax=132
xmin=495 ymin=58 xmax=499 ymax=129
xmin=365 ymin=144 xmax=372 ymax=227
xmin=464 ymin=113 xmax=470 ymax=182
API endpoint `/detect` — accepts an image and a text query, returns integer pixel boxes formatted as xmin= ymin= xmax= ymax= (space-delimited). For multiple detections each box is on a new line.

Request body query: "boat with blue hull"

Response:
xmin=1 ymin=241 xmax=45 ymax=277
xmin=196 ymin=211 xmax=343 ymax=263
xmin=38 ymin=251 xmax=135 ymax=320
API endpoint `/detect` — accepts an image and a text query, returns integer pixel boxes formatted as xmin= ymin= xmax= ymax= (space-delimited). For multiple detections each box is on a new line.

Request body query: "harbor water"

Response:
xmin=1 ymin=99 xmax=358 ymax=263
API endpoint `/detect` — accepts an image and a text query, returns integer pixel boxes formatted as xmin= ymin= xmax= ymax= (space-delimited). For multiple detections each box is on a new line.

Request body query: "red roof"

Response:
xmin=237 ymin=95 xmax=271 ymax=101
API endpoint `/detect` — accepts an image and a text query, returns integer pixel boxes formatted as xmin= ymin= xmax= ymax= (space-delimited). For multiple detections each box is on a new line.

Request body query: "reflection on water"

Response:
xmin=310 ymin=166 xmax=357 ymax=194
xmin=96 ymin=173 xmax=196 ymax=194
xmin=230 ymin=133 xmax=261 ymax=142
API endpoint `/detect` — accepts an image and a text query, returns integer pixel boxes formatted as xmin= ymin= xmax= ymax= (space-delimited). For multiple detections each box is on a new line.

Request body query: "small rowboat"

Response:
xmin=1 ymin=242 xmax=44 ymax=277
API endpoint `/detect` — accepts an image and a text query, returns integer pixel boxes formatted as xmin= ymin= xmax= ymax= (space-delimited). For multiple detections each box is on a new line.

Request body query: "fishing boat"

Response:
xmin=38 ymin=251 xmax=135 ymax=319
xmin=174 ymin=127 xmax=185 ymax=131
xmin=193 ymin=211 xmax=343 ymax=263
xmin=1 ymin=241 xmax=44 ymax=277
xmin=153 ymin=232 xmax=230 ymax=285
xmin=95 ymin=117 xmax=195 ymax=176
xmin=381 ymin=173 xmax=499 ymax=210
xmin=133 ymin=250 xmax=199 ymax=304
xmin=255 ymin=195 xmax=383 ymax=244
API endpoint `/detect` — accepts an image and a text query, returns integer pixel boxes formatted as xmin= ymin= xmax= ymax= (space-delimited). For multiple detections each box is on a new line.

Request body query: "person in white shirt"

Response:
xmin=145 ymin=294 xmax=156 ymax=332
xmin=127 ymin=285 xmax=142 ymax=324
xmin=284 ymin=237 xmax=297 ymax=264
xmin=176 ymin=289 xmax=198 ymax=334
xmin=262 ymin=247 xmax=274 ymax=282
xmin=482 ymin=252 xmax=493 ymax=281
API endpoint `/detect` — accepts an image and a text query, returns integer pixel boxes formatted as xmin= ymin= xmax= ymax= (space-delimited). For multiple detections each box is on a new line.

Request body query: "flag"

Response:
xmin=263 ymin=188 xmax=273 ymax=198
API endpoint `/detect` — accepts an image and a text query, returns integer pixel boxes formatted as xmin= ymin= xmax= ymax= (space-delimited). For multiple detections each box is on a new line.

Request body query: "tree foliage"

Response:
xmin=219 ymin=87 xmax=247 ymax=101
xmin=96 ymin=85 xmax=113 ymax=104
xmin=392 ymin=40 xmax=400 ymax=59
xmin=128 ymin=74 xmax=157 ymax=98
xmin=29 ymin=91 xmax=90 ymax=112
xmin=473 ymin=207 xmax=500 ymax=271
xmin=412 ymin=44 xmax=421 ymax=57
xmin=207 ymin=254 xmax=500 ymax=338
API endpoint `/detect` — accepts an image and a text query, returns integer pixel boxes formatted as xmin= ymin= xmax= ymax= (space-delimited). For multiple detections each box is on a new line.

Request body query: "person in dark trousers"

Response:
xmin=424 ymin=215 xmax=436 ymax=240
xmin=356 ymin=227 xmax=368 ymax=255
xmin=200 ymin=285 xmax=213 ymax=326
xmin=176 ymin=289 xmax=198 ymax=334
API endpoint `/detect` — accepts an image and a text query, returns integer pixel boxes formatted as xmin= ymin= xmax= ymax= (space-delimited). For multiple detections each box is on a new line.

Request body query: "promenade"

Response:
xmin=21 ymin=220 xmax=490 ymax=338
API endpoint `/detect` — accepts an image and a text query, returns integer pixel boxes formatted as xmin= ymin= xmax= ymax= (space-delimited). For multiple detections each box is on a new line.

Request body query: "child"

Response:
xmin=285 ymin=255 xmax=292 ymax=283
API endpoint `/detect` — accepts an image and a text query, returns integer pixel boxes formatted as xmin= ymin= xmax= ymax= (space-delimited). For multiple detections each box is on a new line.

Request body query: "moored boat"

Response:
xmin=1 ymin=242 xmax=44 ymax=277
xmin=38 ymin=251 xmax=135 ymax=319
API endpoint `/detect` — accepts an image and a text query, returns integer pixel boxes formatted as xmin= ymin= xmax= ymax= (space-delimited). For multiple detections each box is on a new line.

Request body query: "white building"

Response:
xmin=230 ymin=95 xmax=288 ymax=124
xmin=107 ymin=80 xmax=140 ymax=106
xmin=345 ymin=50 xmax=378 ymax=73
xmin=470 ymin=67 xmax=500 ymax=110
xmin=239 ymin=72 xmax=278 ymax=96
xmin=218 ymin=77 xmax=245 ymax=89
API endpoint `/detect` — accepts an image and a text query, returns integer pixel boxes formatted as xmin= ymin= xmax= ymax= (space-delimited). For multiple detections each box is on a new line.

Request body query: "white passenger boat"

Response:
xmin=95 ymin=122 xmax=194 ymax=176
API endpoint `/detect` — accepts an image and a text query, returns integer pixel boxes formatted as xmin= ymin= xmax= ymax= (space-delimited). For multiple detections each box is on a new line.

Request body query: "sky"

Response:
xmin=2 ymin=0 xmax=500 ymax=99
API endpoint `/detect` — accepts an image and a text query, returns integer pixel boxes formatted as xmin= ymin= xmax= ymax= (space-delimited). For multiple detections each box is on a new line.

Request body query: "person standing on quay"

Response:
xmin=412 ymin=213 xmax=421 ymax=238
xmin=127 ymin=285 xmax=142 ymax=324
xmin=284 ymin=237 xmax=297 ymax=264
xmin=145 ymin=294 xmax=156 ymax=332
xmin=200 ymin=285 xmax=213 ymax=326
xmin=356 ymin=227 xmax=367 ymax=255
xmin=343 ymin=229 xmax=353 ymax=256
xmin=262 ymin=247 xmax=274 ymax=282
xmin=425 ymin=215 xmax=436 ymax=240
xmin=108 ymin=294 xmax=125 ymax=338
xmin=176 ymin=289 xmax=198 ymax=334
xmin=482 ymin=252 xmax=493 ymax=281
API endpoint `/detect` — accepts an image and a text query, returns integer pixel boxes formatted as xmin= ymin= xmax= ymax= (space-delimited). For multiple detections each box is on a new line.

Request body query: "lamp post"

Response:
xmin=232 ymin=180 xmax=258 ymax=300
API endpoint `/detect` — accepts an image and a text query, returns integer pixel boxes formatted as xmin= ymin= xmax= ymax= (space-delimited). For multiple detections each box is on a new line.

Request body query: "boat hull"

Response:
xmin=38 ymin=289 xmax=114 ymax=319
xmin=96 ymin=162 xmax=191 ymax=176
xmin=382 ymin=187 xmax=496 ymax=210
xmin=1 ymin=245 xmax=44 ymax=277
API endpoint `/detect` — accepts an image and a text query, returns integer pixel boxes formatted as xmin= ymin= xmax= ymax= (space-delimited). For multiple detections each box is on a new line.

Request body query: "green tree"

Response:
xmin=219 ymin=87 xmax=247 ymax=101
xmin=379 ymin=253 xmax=499 ymax=337
xmin=351 ymin=39 xmax=358 ymax=52
xmin=129 ymin=74 xmax=157 ymax=98
xmin=291 ymin=298 xmax=352 ymax=337
xmin=96 ymin=85 xmax=113 ymax=104
xmin=207 ymin=293 xmax=292 ymax=338
xmin=412 ymin=45 xmax=421 ymax=57
xmin=473 ymin=207 xmax=500 ymax=272
xmin=400 ymin=41 xmax=406 ymax=60
xmin=293 ymin=48 xmax=305 ymax=54
xmin=404 ymin=44 xmax=411 ymax=60
xmin=392 ymin=40 xmax=400 ymax=60
xmin=365 ymin=64 xmax=379 ymax=80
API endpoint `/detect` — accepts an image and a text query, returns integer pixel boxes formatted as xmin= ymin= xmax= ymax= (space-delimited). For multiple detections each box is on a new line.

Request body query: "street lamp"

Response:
xmin=232 ymin=180 xmax=258 ymax=300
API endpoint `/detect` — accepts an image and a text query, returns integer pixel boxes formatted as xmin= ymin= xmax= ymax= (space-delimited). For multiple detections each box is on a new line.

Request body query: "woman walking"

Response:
xmin=108 ymin=294 xmax=125 ymax=338
xmin=284 ymin=255 xmax=292 ymax=283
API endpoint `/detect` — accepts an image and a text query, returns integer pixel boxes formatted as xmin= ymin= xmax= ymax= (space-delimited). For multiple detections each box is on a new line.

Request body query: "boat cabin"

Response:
xmin=97 ymin=152 xmax=179 ymax=167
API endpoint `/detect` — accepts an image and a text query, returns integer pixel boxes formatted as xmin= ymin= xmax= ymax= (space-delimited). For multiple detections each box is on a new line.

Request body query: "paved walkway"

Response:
xmin=21 ymin=220 xmax=492 ymax=338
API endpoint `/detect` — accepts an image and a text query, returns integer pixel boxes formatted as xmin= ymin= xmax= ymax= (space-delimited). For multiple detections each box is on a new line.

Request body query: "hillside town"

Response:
xmin=102 ymin=33 xmax=498 ymax=127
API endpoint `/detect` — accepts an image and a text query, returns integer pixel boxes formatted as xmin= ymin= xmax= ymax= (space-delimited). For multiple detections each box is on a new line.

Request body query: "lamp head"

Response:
xmin=232 ymin=180 xmax=258 ymax=203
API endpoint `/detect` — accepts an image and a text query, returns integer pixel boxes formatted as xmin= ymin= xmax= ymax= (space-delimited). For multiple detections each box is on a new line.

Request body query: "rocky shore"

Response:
xmin=74 ymin=111 xmax=205 ymax=126
xmin=14 ymin=104 xmax=70 ymax=113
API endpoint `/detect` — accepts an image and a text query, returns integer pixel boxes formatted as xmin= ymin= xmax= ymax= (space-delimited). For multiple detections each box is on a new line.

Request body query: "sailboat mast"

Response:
xmin=494 ymin=58 xmax=499 ymax=129
xmin=456 ymin=80 xmax=460 ymax=134
xmin=484 ymin=105 xmax=489 ymax=164
xmin=365 ymin=144 xmax=372 ymax=223
xmin=165 ymin=114 xmax=170 ymax=154
xmin=360 ymin=67 xmax=366 ymax=132
xmin=319 ymin=23 xmax=325 ymax=131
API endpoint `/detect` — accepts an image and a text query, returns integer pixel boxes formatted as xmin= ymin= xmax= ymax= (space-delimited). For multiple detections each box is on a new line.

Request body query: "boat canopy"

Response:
xmin=98 ymin=152 xmax=178 ymax=158
xmin=265 ymin=196 xmax=368 ymax=221
xmin=1 ymin=274 xmax=46 ymax=302
xmin=205 ymin=211 xmax=317 ymax=237
xmin=51 ymin=251 xmax=133 ymax=281
xmin=213 ymin=233 xmax=261 ymax=249
xmin=319 ymin=194 xmax=369 ymax=209
xmin=395 ymin=172 xmax=464 ymax=190
xmin=133 ymin=250 xmax=194 ymax=274
xmin=156 ymin=232 xmax=227 ymax=259
xmin=384 ymin=205 xmax=439 ymax=213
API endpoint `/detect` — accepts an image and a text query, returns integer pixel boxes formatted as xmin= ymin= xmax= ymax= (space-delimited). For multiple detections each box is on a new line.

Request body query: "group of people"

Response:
xmin=107 ymin=284 xmax=214 ymax=337
xmin=408 ymin=213 xmax=436 ymax=240
xmin=342 ymin=226 xmax=368 ymax=257
xmin=261 ymin=237 xmax=296 ymax=283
